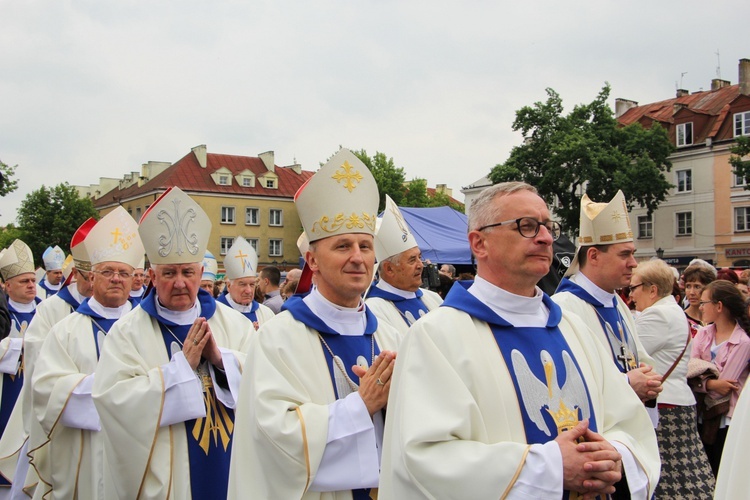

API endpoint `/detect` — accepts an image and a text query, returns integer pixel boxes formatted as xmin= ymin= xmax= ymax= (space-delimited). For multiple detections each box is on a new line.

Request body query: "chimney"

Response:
xmin=289 ymin=163 xmax=302 ymax=174
xmin=740 ymin=58 xmax=750 ymax=96
xmin=615 ymin=98 xmax=638 ymax=119
xmin=711 ymin=79 xmax=731 ymax=91
xmin=259 ymin=151 xmax=275 ymax=172
xmin=191 ymin=144 xmax=207 ymax=168
xmin=676 ymin=89 xmax=689 ymax=98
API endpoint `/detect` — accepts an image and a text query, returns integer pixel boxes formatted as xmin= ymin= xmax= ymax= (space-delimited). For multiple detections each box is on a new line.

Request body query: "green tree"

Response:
xmin=402 ymin=178 xmax=430 ymax=207
xmin=16 ymin=183 xmax=98 ymax=263
xmin=352 ymin=149 xmax=407 ymax=211
xmin=0 ymin=224 xmax=23 ymax=250
xmin=428 ymin=190 xmax=464 ymax=211
xmin=489 ymin=85 xmax=674 ymax=235
xmin=730 ymin=136 xmax=750 ymax=186
xmin=0 ymin=160 xmax=19 ymax=197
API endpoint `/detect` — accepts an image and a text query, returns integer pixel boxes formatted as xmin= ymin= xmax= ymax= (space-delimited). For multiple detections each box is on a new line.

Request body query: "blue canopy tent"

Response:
xmin=398 ymin=206 xmax=472 ymax=265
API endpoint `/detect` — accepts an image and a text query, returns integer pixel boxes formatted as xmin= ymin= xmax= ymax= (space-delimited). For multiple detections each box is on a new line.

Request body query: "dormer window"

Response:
xmin=219 ymin=175 xmax=229 ymax=185
xmin=676 ymin=122 xmax=693 ymax=147
xmin=242 ymin=177 xmax=252 ymax=187
xmin=211 ymin=166 xmax=234 ymax=186
xmin=736 ymin=111 xmax=750 ymax=137
xmin=266 ymin=178 xmax=277 ymax=189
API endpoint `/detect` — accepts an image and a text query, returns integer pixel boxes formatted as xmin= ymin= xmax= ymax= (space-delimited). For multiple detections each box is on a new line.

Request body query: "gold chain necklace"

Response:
xmin=317 ymin=333 xmax=375 ymax=394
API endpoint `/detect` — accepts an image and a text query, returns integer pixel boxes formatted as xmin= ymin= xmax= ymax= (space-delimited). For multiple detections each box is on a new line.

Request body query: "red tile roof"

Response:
xmin=618 ymin=85 xmax=741 ymax=127
xmin=95 ymin=149 xmax=315 ymax=207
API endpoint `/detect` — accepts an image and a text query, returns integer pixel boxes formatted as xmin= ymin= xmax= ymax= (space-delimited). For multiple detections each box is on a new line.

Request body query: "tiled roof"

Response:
xmin=95 ymin=150 xmax=315 ymax=207
xmin=618 ymin=85 xmax=741 ymax=126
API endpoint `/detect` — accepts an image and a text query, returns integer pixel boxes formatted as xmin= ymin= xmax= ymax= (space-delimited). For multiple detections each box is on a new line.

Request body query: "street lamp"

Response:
xmin=656 ymin=248 xmax=664 ymax=259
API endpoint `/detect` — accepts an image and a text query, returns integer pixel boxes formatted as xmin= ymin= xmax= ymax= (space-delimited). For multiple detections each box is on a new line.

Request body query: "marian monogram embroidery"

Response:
xmin=192 ymin=366 xmax=233 ymax=455
xmin=157 ymin=198 xmax=199 ymax=257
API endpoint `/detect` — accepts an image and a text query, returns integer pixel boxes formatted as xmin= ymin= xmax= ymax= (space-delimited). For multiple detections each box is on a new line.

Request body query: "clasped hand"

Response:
xmin=182 ymin=317 xmax=223 ymax=370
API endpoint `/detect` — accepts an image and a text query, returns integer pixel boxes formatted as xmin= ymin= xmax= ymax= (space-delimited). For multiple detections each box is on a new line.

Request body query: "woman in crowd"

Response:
xmin=692 ymin=280 xmax=750 ymax=475
xmin=630 ymin=260 xmax=715 ymax=497
xmin=682 ymin=264 xmax=716 ymax=337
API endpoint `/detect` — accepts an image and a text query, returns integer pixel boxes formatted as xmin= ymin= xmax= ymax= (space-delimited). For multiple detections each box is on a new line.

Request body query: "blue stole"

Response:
xmin=366 ymin=282 xmax=430 ymax=326
xmin=442 ymin=284 xmax=598 ymax=446
xmin=38 ymin=278 xmax=60 ymax=297
xmin=76 ymin=299 xmax=119 ymax=360
xmin=140 ymin=289 xmax=233 ymax=500
xmin=283 ymin=295 xmax=380 ymax=500
xmin=215 ymin=294 xmax=259 ymax=323
xmin=56 ymin=285 xmax=82 ymax=313
xmin=556 ymin=278 xmax=639 ymax=373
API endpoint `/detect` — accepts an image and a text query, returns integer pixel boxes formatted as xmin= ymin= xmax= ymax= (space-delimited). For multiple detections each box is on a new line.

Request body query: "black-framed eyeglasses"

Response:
xmin=478 ymin=217 xmax=562 ymax=241
xmin=628 ymin=283 xmax=645 ymax=293
xmin=92 ymin=270 xmax=133 ymax=280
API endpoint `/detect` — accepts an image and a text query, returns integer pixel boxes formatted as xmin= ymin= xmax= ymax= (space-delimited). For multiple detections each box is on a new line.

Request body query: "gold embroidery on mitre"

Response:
xmin=312 ymin=212 xmax=377 ymax=234
xmin=615 ymin=232 xmax=627 ymax=240
xmin=579 ymin=236 xmax=594 ymax=244
xmin=600 ymin=234 xmax=613 ymax=242
xmin=610 ymin=211 xmax=623 ymax=222
xmin=389 ymin=204 xmax=411 ymax=241
xmin=331 ymin=161 xmax=363 ymax=193
xmin=192 ymin=367 xmax=233 ymax=454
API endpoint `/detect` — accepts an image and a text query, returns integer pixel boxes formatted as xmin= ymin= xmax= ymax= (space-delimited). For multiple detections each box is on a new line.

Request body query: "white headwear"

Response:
xmin=84 ymin=206 xmax=145 ymax=268
xmin=138 ymin=187 xmax=211 ymax=264
xmin=374 ymin=195 xmax=418 ymax=262
xmin=565 ymin=190 xmax=634 ymax=277
xmin=42 ymin=245 xmax=65 ymax=271
xmin=294 ymin=148 xmax=379 ymax=243
xmin=202 ymin=251 xmax=218 ymax=281
xmin=224 ymin=237 xmax=259 ymax=280
xmin=0 ymin=240 xmax=35 ymax=281
xmin=70 ymin=217 xmax=98 ymax=272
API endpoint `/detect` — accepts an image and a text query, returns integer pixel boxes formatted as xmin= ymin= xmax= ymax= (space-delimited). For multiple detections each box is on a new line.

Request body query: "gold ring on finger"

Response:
xmin=376 ymin=378 xmax=385 ymax=386
xmin=193 ymin=339 xmax=199 ymax=346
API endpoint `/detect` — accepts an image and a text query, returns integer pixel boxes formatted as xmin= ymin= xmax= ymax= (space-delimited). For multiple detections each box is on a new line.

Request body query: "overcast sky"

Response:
xmin=2 ymin=0 xmax=748 ymax=226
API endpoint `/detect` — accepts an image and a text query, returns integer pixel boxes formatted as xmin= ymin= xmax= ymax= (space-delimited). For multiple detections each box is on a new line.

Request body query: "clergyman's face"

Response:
xmin=92 ymin=262 xmax=134 ymax=308
xmin=150 ymin=263 xmax=202 ymax=311
xmin=228 ymin=276 xmax=257 ymax=305
xmin=307 ymin=233 xmax=375 ymax=308
xmin=5 ymin=273 xmax=37 ymax=303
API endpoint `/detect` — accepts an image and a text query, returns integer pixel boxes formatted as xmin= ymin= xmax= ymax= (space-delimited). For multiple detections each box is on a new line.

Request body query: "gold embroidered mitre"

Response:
xmin=224 ymin=237 xmax=259 ymax=280
xmin=0 ymin=239 xmax=35 ymax=281
xmin=70 ymin=217 xmax=97 ymax=272
xmin=85 ymin=206 xmax=145 ymax=268
xmin=294 ymin=148 xmax=379 ymax=243
xmin=374 ymin=194 xmax=418 ymax=262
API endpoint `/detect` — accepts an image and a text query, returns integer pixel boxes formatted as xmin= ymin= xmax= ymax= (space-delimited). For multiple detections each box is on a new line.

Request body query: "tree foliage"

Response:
xmin=730 ymin=136 xmax=750 ymax=187
xmin=352 ymin=149 xmax=407 ymax=211
xmin=0 ymin=160 xmax=19 ymax=198
xmin=402 ymin=178 xmax=430 ymax=207
xmin=489 ymin=85 xmax=674 ymax=235
xmin=16 ymin=183 xmax=98 ymax=263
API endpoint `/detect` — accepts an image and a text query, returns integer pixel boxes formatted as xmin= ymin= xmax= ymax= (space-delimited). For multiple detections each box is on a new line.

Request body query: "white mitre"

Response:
xmin=70 ymin=217 xmax=98 ymax=272
xmin=85 ymin=206 xmax=145 ymax=268
xmin=565 ymin=189 xmax=634 ymax=277
xmin=224 ymin=237 xmax=259 ymax=280
xmin=0 ymin=239 xmax=35 ymax=281
xmin=202 ymin=251 xmax=218 ymax=281
xmin=375 ymin=194 xmax=418 ymax=262
xmin=294 ymin=148 xmax=379 ymax=243
xmin=42 ymin=245 xmax=65 ymax=271
xmin=138 ymin=187 xmax=211 ymax=264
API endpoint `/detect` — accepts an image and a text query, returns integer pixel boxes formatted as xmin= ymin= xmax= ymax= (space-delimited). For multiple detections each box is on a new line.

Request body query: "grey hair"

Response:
xmin=468 ymin=182 xmax=538 ymax=232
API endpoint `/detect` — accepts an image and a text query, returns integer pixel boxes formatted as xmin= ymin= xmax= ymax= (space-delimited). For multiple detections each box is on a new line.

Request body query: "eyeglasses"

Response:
xmin=698 ymin=300 xmax=716 ymax=306
xmin=478 ymin=217 xmax=562 ymax=241
xmin=628 ymin=283 xmax=645 ymax=293
xmin=93 ymin=270 xmax=133 ymax=280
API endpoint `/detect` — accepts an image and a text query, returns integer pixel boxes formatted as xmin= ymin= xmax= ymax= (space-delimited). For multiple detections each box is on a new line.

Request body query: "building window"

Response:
xmin=735 ymin=173 xmax=747 ymax=187
xmin=135 ymin=207 xmax=142 ymax=220
xmin=221 ymin=206 xmax=236 ymax=224
xmin=269 ymin=209 xmax=283 ymax=226
xmin=269 ymin=239 xmax=283 ymax=257
xmin=220 ymin=237 xmax=234 ymax=255
xmin=265 ymin=178 xmax=277 ymax=189
xmin=676 ymin=122 xmax=693 ymax=147
xmin=736 ymin=207 xmax=750 ymax=232
xmin=676 ymin=169 xmax=692 ymax=193
xmin=242 ymin=177 xmax=252 ymax=187
xmin=247 ymin=238 xmax=259 ymax=254
xmin=637 ymin=215 xmax=653 ymax=239
xmin=219 ymin=175 xmax=230 ymax=186
xmin=676 ymin=212 xmax=693 ymax=236
xmin=245 ymin=207 xmax=259 ymax=225
xmin=735 ymin=111 xmax=750 ymax=137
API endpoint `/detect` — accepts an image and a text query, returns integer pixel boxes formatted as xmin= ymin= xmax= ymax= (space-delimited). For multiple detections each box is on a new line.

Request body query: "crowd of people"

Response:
xmin=0 ymin=149 xmax=746 ymax=498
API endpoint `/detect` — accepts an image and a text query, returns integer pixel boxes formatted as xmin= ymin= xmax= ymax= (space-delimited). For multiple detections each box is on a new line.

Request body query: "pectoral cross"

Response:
xmin=617 ymin=343 xmax=637 ymax=372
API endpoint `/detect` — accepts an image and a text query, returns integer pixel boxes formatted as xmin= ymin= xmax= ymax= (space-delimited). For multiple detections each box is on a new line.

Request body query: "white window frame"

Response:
xmin=247 ymin=238 xmax=259 ymax=254
xmin=218 ymin=175 xmax=230 ymax=186
xmin=269 ymin=239 xmax=283 ymax=257
xmin=734 ymin=173 xmax=747 ymax=187
xmin=242 ymin=177 xmax=252 ymax=187
xmin=735 ymin=207 xmax=750 ymax=232
xmin=265 ymin=178 xmax=277 ymax=189
xmin=245 ymin=207 xmax=260 ymax=225
xmin=735 ymin=111 xmax=750 ymax=137
xmin=676 ymin=122 xmax=693 ymax=147
xmin=676 ymin=169 xmax=693 ymax=193
xmin=637 ymin=214 xmax=653 ymax=239
xmin=221 ymin=206 xmax=236 ymax=224
xmin=269 ymin=209 xmax=283 ymax=227
xmin=676 ymin=211 xmax=693 ymax=236
xmin=220 ymin=237 xmax=234 ymax=255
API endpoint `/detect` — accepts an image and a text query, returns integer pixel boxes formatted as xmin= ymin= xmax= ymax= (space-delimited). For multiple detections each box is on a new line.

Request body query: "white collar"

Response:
xmin=376 ymin=279 xmax=417 ymax=299
xmin=226 ymin=294 xmax=253 ymax=313
xmin=572 ymin=272 xmax=617 ymax=308
xmin=45 ymin=280 xmax=62 ymax=291
xmin=88 ymin=296 xmax=133 ymax=319
xmin=8 ymin=299 xmax=36 ymax=313
xmin=129 ymin=288 xmax=144 ymax=298
xmin=303 ymin=288 xmax=367 ymax=336
xmin=155 ymin=294 xmax=201 ymax=325
xmin=69 ymin=284 xmax=85 ymax=304
xmin=468 ymin=276 xmax=549 ymax=327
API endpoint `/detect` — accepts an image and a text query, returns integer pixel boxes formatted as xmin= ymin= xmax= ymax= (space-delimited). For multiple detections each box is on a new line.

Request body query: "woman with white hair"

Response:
xmin=629 ymin=259 xmax=715 ymax=497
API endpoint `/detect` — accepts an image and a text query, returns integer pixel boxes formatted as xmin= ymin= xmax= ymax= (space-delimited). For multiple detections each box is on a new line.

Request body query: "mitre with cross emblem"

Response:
xmin=138 ymin=187 xmax=211 ymax=265
xmin=224 ymin=237 xmax=259 ymax=280
xmin=84 ymin=206 xmax=145 ymax=268
xmin=374 ymin=194 xmax=418 ymax=262
xmin=294 ymin=148 xmax=379 ymax=243
xmin=565 ymin=189 xmax=634 ymax=277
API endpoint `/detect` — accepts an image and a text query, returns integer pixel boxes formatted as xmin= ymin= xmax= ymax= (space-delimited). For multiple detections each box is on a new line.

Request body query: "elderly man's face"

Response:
xmin=131 ymin=268 xmax=145 ymax=291
xmin=75 ymin=269 xmax=95 ymax=298
xmin=469 ymin=190 xmax=554 ymax=294
xmin=307 ymin=233 xmax=375 ymax=308
xmin=46 ymin=270 xmax=63 ymax=285
xmin=150 ymin=263 xmax=202 ymax=311
xmin=92 ymin=262 xmax=134 ymax=308
xmin=383 ymin=246 xmax=424 ymax=292
xmin=5 ymin=273 xmax=37 ymax=303
xmin=228 ymin=277 xmax=257 ymax=306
